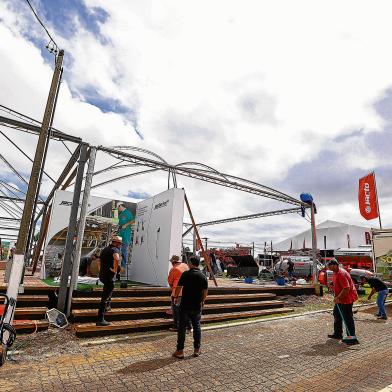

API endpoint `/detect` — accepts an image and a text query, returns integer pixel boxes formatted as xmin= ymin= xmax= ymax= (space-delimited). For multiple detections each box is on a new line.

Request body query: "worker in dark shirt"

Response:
xmin=361 ymin=276 xmax=389 ymax=320
xmin=79 ymin=253 xmax=99 ymax=276
xmin=96 ymin=236 xmax=121 ymax=326
xmin=172 ymin=257 xmax=208 ymax=359
xmin=287 ymin=259 xmax=295 ymax=279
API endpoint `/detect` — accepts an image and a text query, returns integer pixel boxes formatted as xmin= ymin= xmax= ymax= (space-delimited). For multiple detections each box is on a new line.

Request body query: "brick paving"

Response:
xmin=0 ymin=306 xmax=391 ymax=392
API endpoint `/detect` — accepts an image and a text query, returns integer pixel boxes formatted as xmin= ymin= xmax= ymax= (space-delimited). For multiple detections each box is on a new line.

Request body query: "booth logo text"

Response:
xmin=154 ymin=200 xmax=169 ymax=210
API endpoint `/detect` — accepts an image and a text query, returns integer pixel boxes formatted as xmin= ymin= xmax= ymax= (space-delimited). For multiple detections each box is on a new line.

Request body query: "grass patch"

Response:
xmin=42 ymin=277 xmax=147 ymax=292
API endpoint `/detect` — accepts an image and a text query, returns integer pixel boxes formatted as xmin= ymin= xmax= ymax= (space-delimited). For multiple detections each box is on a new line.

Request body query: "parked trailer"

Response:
xmin=334 ymin=246 xmax=373 ymax=270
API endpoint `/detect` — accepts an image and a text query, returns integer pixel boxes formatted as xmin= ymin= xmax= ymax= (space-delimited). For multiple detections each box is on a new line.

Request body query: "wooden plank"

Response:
xmin=72 ymin=300 xmax=285 ymax=318
xmin=9 ymin=295 xmax=49 ymax=304
xmin=15 ymin=307 xmax=47 ymax=316
xmin=74 ymin=308 xmax=294 ymax=336
xmin=72 ymin=292 xmax=276 ymax=304
xmin=12 ymin=319 xmax=49 ymax=332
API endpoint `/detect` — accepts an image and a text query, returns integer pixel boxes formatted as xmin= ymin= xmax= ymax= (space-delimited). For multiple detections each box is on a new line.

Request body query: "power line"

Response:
xmin=24 ymin=0 xmax=59 ymax=54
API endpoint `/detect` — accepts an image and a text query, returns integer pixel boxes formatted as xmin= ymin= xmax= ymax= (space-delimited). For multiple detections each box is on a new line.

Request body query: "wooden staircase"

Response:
xmin=0 ymin=294 xmax=50 ymax=334
xmin=0 ymin=281 xmax=57 ymax=335
xmin=73 ymin=287 xmax=294 ymax=338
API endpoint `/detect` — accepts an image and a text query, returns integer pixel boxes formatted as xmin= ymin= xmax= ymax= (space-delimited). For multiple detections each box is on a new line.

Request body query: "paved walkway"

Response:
xmin=0 ymin=306 xmax=391 ymax=392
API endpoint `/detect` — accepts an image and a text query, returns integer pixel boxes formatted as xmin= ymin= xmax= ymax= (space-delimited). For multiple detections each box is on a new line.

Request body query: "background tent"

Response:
xmin=275 ymin=220 xmax=371 ymax=251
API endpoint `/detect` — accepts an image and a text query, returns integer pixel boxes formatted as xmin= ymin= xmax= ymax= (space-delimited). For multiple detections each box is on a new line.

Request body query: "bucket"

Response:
xmin=276 ymin=277 xmax=286 ymax=286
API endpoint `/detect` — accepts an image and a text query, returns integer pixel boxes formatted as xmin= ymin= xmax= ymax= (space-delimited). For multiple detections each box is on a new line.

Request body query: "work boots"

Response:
xmin=96 ymin=318 xmax=111 ymax=327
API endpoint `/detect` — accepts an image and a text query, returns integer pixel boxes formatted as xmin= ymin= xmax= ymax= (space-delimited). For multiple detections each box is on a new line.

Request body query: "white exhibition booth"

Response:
xmin=129 ymin=188 xmax=185 ymax=287
xmin=43 ymin=188 xmax=185 ymax=287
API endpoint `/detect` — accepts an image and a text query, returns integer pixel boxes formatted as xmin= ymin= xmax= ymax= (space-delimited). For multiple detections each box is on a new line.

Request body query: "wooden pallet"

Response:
xmin=75 ymin=307 xmax=294 ymax=337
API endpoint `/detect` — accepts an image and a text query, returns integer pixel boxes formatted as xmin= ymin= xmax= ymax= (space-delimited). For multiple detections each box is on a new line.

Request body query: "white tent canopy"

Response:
xmin=275 ymin=220 xmax=372 ymax=251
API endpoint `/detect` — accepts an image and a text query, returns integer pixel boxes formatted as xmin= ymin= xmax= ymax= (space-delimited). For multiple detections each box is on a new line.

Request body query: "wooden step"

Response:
xmin=14 ymin=295 xmax=49 ymax=307
xmin=75 ymin=307 xmax=294 ymax=338
xmin=72 ymin=300 xmax=285 ymax=321
xmin=12 ymin=319 xmax=49 ymax=333
xmin=71 ymin=292 xmax=277 ymax=309
xmin=79 ymin=284 xmax=315 ymax=298
xmin=14 ymin=307 xmax=48 ymax=320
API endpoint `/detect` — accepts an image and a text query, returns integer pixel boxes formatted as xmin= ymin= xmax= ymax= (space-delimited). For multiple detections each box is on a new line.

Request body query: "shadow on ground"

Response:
xmin=118 ymin=357 xmax=179 ymax=374
xmin=356 ymin=318 xmax=387 ymax=324
xmin=303 ymin=341 xmax=353 ymax=357
xmin=125 ymin=334 xmax=171 ymax=345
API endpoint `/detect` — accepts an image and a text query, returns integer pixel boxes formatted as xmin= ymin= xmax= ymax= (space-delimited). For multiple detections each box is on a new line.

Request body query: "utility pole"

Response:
xmin=252 ymin=241 xmax=255 ymax=258
xmin=25 ymin=67 xmax=63 ymax=265
xmin=15 ymin=50 xmax=64 ymax=257
xmin=3 ymin=50 xmax=64 ymax=363
xmin=57 ymin=143 xmax=89 ymax=313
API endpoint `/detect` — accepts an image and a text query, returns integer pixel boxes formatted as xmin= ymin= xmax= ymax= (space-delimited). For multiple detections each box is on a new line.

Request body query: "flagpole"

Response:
xmin=373 ymin=171 xmax=382 ymax=229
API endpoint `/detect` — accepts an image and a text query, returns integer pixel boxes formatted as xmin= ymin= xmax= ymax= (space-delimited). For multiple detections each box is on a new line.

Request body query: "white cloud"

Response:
xmin=1 ymin=0 xmax=392 ymax=244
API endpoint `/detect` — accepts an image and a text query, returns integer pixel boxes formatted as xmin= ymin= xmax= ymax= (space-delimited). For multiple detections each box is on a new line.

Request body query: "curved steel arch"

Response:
xmin=109 ymin=146 xmax=177 ymax=188
xmin=174 ymin=162 xmax=229 ymax=181
xmin=110 ymin=146 xmax=169 ymax=164
xmin=91 ymin=161 xmax=230 ymax=191
xmin=91 ymin=168 xmax=159 ymax=190
xmin=98 ymin=146 xmax=304 ymax=206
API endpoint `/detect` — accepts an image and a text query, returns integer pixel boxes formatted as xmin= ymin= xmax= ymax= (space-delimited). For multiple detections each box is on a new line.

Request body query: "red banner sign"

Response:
xmin=358 ymin=172 xmax=379 ymax=220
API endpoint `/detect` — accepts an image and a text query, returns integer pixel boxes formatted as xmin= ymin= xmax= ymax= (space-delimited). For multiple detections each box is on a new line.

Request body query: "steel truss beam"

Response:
xmin=0 ymin=226 xmax=19 ymax=231
xmin=98 ymin=146 xmax=303 ymax=206
xmin=0 ymin=233 xmax=18 ymax=238
xmin=0 ymin=195 xmax=45 ymax=204
xmin=0 ymin=217 xmax=20 ymax=222
xmin=0 ymin=130 xmax=55 ymax=183
xmin=0 ymin=115 xmax=81 ymax=144
xmin=182 ymin=207 xmax=306 ymax=237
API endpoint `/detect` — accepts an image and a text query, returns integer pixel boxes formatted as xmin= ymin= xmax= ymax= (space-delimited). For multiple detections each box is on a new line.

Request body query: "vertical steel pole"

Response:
xmin=66 ymin=147 xmax=97 ymax=316
xmin=373 ymin=172 xmax=382 ymax=230
xmin=310 ymin=202 xmax=318 ymax=284
xmin=57 ymin=143 xmax=88 ymax=312
xmin=193 ymin=229 xmax=197 ymax=254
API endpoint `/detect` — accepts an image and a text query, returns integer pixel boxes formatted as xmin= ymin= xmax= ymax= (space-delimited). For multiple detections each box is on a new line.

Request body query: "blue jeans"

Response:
xmin=120 ymin=242 xmax=129 ymax=269
xmin=177 ymin=308 xmax=202 ymax=351
xmin=377 ymin=289 xmax=389 ymax=317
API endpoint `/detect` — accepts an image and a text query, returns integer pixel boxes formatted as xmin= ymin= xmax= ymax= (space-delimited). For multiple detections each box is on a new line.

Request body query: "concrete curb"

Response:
xmin=79 ymin=300 xmax=391 ymax=347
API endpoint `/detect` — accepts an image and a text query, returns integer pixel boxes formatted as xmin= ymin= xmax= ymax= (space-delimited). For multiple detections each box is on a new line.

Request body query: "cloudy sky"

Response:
xmin=0 ymin=0 xmax=391 ymax=251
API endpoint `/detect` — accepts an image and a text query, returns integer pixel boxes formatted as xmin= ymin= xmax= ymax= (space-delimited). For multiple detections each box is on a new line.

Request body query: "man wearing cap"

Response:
xmin=172 ymin=257 xmax=208 ymax=359
xmin=327 ymin=259 xmax=359 ymax=345
xmin=168 ymin=255 xmax=189 ymax=330
xmin=96 ymin=236 xmax=121 ymax=326
xmin=117 ymin=203 xmax=135 ymax=279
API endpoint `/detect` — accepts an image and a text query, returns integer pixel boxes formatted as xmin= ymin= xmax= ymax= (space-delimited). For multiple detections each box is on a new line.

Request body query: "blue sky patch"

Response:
xmin=127 ymin=191 xmax=150 ymax=200
xmin=38 ymin=0 xmax=109 ymax=42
